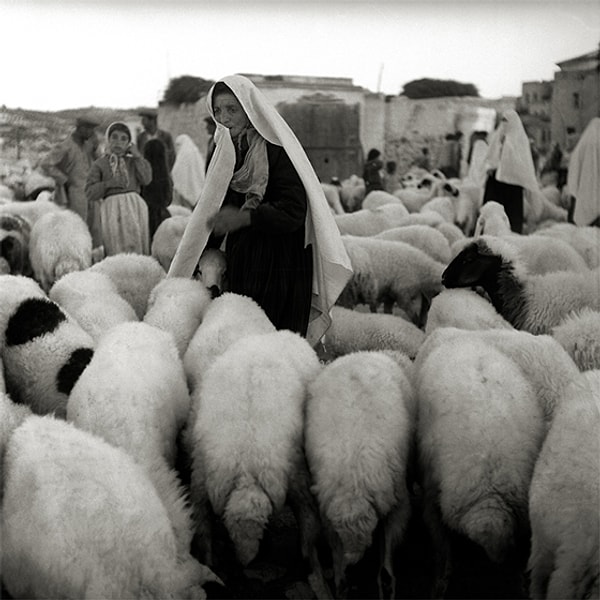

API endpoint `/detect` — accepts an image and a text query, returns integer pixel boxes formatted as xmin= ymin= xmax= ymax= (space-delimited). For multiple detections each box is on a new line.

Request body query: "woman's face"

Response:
xmin=108 ymin=130 xmax=131 ymax=156
xmin=212 ymin=92 xmax=250 ymax=139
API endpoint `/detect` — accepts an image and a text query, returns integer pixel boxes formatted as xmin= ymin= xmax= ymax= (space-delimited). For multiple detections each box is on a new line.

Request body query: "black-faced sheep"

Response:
xmin=442 ymin=236 xmax=600 ymax=334
xmin=0 ymin=213 xmax=31 ymax=276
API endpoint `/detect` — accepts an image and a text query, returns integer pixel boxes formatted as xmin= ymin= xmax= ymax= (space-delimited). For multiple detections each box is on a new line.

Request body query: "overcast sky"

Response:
xmin=2 ymin=0 xmax=599 ymax=111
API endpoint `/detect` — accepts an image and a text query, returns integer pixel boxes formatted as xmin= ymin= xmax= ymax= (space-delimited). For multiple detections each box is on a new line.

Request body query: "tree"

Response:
xmin=162 ymin=76 xmax=215 ymax=105
xmin=400 ymin=79 xmax=479 ymax=99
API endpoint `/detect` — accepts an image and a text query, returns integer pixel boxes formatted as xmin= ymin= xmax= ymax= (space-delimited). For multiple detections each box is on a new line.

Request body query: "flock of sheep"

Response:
xmin=0 ymin=163 xmax=598 ymax=600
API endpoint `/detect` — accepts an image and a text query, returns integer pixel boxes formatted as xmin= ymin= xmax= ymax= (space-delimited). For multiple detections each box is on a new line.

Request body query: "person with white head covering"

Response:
xmin=85 ymin=122 xmax=152 ymax=256
xmin=567 ymin=117 xmax=600 ymax=227
xmin=482 ymin=109 xmax=539 ymax=233
xmin=171 ymin=134 xmax=206 ymax=209
xmin=168 ymin=75 xmax=352 ymax=345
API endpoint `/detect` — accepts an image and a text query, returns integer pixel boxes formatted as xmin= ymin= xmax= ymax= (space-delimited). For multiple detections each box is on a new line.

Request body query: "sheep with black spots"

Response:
xmin=151 ymin=215 xmax=190 ymax=272
xmin=189 ymin=330 xmax=330 ymax=598
xmin=48 ymin=270 xmax=138 ymax=343
xmin=424 ymin=288 xmax=513 ymax=334
xmin=305 ymin=351 xmax=413 ymax=598
xmin=337 ymin=235 xmax=445 ymax=322
xmin=67 ymin=322 xmax=194 ymax=557
xmin=527 ymin=370 xmax=599 ymax=600
xmin=324 ymin=305 xmax=425 ymax=360
xmin=90 ymin=253 xmax=165 ymax=319
xmin=0 ymin=213 xmax=31 ymax=276
xmin=442 ymin=236 xmax=600 ymax=334
xmin=551 ymin=307 xmax=600 ymax=372
xmin=29 ymin=208 xmax=92 ymax=292
xmin=1 ymin=415 xmax=222 ymax=600
xmin=414 ymin=329 xmax=547 ymax=598
xmin=143 ymin=277 xmax=212 ymax=358
xmin=0 ymin=274 xmax=93 ymax=418
xmin=334 ymin=204 xmax=410 ymax=236
xmin=375 ymin=224 xmax=451 ymax=264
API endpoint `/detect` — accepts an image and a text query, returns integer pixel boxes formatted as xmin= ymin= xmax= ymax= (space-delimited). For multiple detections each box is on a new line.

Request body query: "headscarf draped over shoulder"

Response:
xmin=484 ymin=109 xmax=539 ymax=192
xmin=167 ymin=74 xmax=353 ymax=346
xmin=568 ymin=117 xmax=600 ymax=227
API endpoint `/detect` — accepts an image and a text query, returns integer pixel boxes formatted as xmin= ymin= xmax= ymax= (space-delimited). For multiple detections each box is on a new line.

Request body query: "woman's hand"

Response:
xmin=208 ymin=206 xmax=251 ymax=235
xmin=128 ymin=144 xmax=142 ymax=158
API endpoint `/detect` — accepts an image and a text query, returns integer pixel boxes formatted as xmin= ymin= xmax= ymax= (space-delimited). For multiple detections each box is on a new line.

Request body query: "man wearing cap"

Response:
xmin=41 ymin=117 xmax=99 ymax=225
xmin=137 ymin=109 xmax=176 ymax=170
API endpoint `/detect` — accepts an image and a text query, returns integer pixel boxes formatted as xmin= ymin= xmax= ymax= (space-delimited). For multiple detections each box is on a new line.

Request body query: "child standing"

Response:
xmin=86 ymin=122 xmax=152 ymax=256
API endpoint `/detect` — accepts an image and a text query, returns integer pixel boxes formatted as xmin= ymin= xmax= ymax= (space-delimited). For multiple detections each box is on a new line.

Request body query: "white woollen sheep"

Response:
xmin=551 ymin=307 xmax=600 ymax=372
xmin=535 ymin=222 xmax=600 ymax=269
xmin=67 ymin=322 xmax=194 ymax=557
xmin=0 ymin=274 xmax=94 ymax=418
xmin=143 ymin=277 xmax=213 ymax=358
xmin=334 ymin=203 xmax=410 ymax=236
xmin=424 ymin=288 xmax=513 ymax=335
xmin=151 ymin=215 xmax=190 ymax=272
xmin=361 ymin=190 xmax=404 ymax=211
xmin=419 ymin=195 xmax=456 ymax=223
xmin=0 ymin=197 xmax=63 ymax=226
xmin=305 ymin=351 xmax=413 ymax=598
xmin=337 ymin=175 xmax=366 ymax=213
xmin=474 ymin=201 xmax=512 ymax=237
xmin=375 ymin=224 xmax=451 ymax=265
xmin=434 ymin=220 xmax=466 ymax=246
xmin=324 ymin=305 xmax=425 ymax=360
xmin=189 ymin=330 xmax=330 ymax=597
xmin=321 ymin=182 xmax=346 ymax=214
xmin=442 ymin=236 xmax=600 ymax=334
xmin=414 ymin=329 xmax=547 ymax=597
xmin=527 ymin=371 xmax=600 ymax=600
xmin=337 ymin=235 xmax=445 ymax=322
xmin=1 ymin=415 xmax=222 ymax=600
xmin=195 ymin=247 xmax=227 ymax=298
xmin=90 ymin=253 xmax=166 ymax=319
xmin=183 ymin=292 xmax=276 ymax=396
xmin=48 ymin=270 xmax=138 ymax=343
xmin=28 ymin=208 xmax=92 ymax=292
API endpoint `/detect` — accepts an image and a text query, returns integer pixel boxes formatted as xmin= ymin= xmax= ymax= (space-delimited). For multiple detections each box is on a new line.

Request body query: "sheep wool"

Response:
xmin=334 ymin=204 xmax=410 ymax=237
xmin=49 ymin=270 xmax=138 ymax=343
xmin=28 ymin=208 xmax=92 ymax=292
xmin=143 ymin=277 xmax=213 ymax=358
xmin=325 ymin=305 xmax=425 ymax=360
xmin=374 ymin=224 xmax=451 ymax=264
xmin=67 ymin=322 xmax=193 ymax=556
xmin=90 ymin=253 xmax=166 ymax=319
xmin=415 ymin=332 xmax=545 ymax=577
xmin=361 ymin=190 xmax=404 ymax=211
xmin=442 ymin=236 xmax=600 ymax=335
xmin=196 ymin=248 xmax=227 ymax=298
xmin=190 ymin=330 xmax=321 ymax=567
xmin=1 ymin=415 xmax=221 ymax=600
xmin=527 ymin=371 xmax=599 ymax=600
xmin=305 ymin=351 xmax=413 ymax=597
xmin=0 ymin=274 xmax=94 ymax=418
xmin=551 ymin=307 xmax=600 ymax=372
xmin=0 ymin=212 xmax=31 ymax=276
xmin=151 ymin=215 xmax=190 ymax=272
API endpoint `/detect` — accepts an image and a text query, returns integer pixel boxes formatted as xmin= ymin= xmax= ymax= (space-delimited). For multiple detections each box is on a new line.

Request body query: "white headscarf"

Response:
xmin=484 ymin=109 xmax=539 ymax=192
xmin=168 ymin=74 xmax=353 ymax=346
xmin=568 ymin=117 xmax=600 ymax=227
xmin=171 ymin=134 xmax=206 ymax=207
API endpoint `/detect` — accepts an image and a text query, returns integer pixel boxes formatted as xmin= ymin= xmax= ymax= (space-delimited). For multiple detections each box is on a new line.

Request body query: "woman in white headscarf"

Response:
xmin=171 ymin=134 xmax=206 ymax=209
xmin=168 ymin=75 xmax=352 ymax=345
xmin=482 ymin=109 xmax=539 ymax=233
xmin=567 ymin=117 xmax=600 ymax=227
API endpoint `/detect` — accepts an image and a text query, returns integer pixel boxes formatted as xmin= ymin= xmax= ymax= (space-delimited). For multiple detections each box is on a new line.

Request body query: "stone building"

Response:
xmin=551 ymin=48 xmax=600 ymax=150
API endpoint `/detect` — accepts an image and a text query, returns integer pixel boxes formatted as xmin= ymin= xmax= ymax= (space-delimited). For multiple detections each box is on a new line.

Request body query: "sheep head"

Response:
xmin=442 ymin=238 xmax=504 ymax=290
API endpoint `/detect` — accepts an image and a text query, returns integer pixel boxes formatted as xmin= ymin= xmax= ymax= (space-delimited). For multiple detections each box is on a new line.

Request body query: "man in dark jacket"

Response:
xmin=136 ymin=109 xmax=176 ymax=170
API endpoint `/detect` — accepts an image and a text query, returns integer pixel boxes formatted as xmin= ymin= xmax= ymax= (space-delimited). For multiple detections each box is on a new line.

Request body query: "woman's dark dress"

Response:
xmin=483 ymin=171 xmax=524 ymax=234
xmin=211 ymin=141 xmax=313 ymax=336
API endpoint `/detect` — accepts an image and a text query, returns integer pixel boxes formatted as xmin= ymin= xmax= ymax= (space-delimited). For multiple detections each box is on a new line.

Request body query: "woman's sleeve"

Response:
xmin=85 ymin=161 xmax=106 ymax=202
xmin=133 ymin=157 xmax=152 ymax=186
xmin=250 ymin=145 xmax=307 ymax=233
